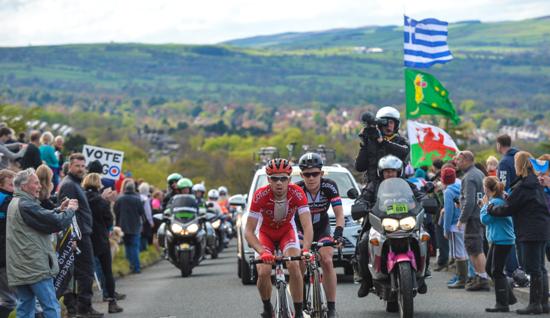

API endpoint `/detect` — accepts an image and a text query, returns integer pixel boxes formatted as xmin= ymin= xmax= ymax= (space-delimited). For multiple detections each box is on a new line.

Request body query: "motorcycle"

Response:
xmin=156 ymin=194 xmax=215 ymax=276
xmin=205 ymin=203 xmax=227 ymax=253
xmin=352 ymin=178 xmax=436 ymax=318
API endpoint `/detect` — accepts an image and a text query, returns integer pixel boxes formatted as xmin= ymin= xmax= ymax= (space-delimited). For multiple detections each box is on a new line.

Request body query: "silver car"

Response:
xmin=235 ymin=164 xmax=362 ymax=285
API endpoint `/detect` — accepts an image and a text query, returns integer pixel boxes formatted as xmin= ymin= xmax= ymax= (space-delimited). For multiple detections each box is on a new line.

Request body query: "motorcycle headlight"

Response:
xmin=187 ymin=223 xmax=199 ymax=234
xmin=212 ymin=219 xmax=221 ymax=229
xmin=171 ymin=223 xmax=183 ymax=234
xmin=381 ymin=218 xmax=399 ymax=232
xmin=399 ymin=216 xmax=417 ymax=231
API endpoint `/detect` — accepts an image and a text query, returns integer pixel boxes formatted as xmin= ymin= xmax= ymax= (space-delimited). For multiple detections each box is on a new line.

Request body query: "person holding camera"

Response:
xmin=355 ymin=106 xmax=410 ymax=184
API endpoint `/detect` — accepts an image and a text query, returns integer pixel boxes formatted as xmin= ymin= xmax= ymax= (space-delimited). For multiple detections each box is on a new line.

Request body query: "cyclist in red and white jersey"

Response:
xmin=245 ymin=158 xmax=313 ymax=318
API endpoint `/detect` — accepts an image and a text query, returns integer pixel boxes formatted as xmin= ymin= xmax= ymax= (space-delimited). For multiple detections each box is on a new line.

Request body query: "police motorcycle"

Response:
xmin=203 ymin=202 xmax=228 ymax=254
xmin=156 ymin=194 xmax=215 ymax=276
xmin=352 ymin=178 xmax=436 ymax=318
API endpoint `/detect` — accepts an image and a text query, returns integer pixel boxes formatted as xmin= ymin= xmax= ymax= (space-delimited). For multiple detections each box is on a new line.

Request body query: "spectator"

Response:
xmin=20 ymin=130 xmax=42 ymax=170
xmin=86 ymin=160 xmax=115 ymax=191
xmin=496 ymin=134 xmax=518 ymax=190
xmin=58 ymin=153 xmax=103 ymax=318
xmin=489 ymin=151 xmax=550 ymax=315
xmin=480 ymin=177 xmax=516 ymax=312
xmin=39 ymin=132 xmax=59 ymax=191
xmin=432 ymin=159 xmax=449 ymax=272
xmin=441 ymin=166 xmax=468 ymax=289
xmin=0 ymin=170 xmax=16 ymax=318
xmin=0 ymin=127 xmax=26 ymax=170
xmin=455 ymin=150 xmax=489 ymax=291
xmin=6 ymin=168 xmax=77 ymax=318
xmin=486 ymin=156 xmax=499 ymax=177
xmin=53 ymin=135 xmax=64 ymax=170
xmin=496 ymin=134 xmax=525 ymax=284
xmin=114 ymin=180 xmax=145 ymax=274
xmin=138 ymin=182 xmax=154 ymax=250
xmin=36 ymin=165 xmax=55 ymax=209
xmin=82 ymin=173 xmax=123 ymax=314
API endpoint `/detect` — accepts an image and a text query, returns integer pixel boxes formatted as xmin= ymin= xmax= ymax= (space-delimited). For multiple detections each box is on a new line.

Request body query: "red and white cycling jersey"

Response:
xmin=249 ymin=183 xmax=310 ymax=230
xmin=248 ymin=184 xmax=310 ymax=253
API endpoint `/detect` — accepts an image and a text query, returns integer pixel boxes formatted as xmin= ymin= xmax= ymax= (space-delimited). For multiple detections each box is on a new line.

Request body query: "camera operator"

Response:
xmin=355 ymin=106 xmax=410 ymax=184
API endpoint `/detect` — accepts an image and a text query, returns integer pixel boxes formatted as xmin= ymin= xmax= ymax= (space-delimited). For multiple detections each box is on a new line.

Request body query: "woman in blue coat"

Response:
xmin=480 ymin=176 xmax=516 ymax=312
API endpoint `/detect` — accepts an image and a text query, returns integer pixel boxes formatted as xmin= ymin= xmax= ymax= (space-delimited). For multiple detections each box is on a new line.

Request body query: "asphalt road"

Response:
xmin=93 ymin=241 xmax=527 ymax=318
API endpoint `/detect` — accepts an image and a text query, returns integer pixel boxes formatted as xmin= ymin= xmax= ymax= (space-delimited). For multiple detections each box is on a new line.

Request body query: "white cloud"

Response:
xmin=0 ymin=0 xmax=548 ymax=46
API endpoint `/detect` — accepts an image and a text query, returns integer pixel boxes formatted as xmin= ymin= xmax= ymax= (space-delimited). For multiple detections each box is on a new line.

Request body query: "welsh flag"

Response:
xmin=407 ymin=120 xmax=459 ymax=168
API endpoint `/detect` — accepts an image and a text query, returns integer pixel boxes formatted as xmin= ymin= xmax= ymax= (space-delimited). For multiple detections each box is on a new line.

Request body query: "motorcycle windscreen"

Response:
xmin=172 ymin=206 xmax=198 ymax=221
xmin=374 ymin=178 xmax=416 ymax=217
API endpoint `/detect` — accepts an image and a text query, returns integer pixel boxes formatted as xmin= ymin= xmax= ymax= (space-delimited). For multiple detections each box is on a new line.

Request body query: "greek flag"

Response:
xmin=404 ymin=15 xmax=453 ymax=68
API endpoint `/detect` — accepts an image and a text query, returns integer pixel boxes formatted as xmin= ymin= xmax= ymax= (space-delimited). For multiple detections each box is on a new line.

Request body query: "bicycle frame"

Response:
xmin=303 ymin=241 xmax=340 ymax=318
xmin=251 ymin=251 xmax=303 ymax=318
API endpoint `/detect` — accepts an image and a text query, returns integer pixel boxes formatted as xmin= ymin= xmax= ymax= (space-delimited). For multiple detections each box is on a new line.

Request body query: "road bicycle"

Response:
xmin=303 ymin=241 xmax=341 ymax=318
xmin=251 ymin=250 xmax=303 ymax=318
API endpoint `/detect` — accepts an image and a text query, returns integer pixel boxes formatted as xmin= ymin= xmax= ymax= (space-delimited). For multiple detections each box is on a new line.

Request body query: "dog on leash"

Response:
xmin=110 ymin=226 xmax=124 ymax=258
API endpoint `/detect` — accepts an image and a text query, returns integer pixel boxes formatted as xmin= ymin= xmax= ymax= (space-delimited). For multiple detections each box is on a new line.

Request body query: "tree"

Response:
xmin=481 ymin=118 xmax=498 ymax=132
xmin=64 ymin=134 xmax=88 ymax=153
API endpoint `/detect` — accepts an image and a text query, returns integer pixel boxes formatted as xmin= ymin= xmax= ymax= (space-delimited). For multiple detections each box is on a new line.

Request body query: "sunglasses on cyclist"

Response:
xmin=302 ymin=172 xmax=321 ymax=178
xmin=269 ymin=176 xmax=290 ymax=182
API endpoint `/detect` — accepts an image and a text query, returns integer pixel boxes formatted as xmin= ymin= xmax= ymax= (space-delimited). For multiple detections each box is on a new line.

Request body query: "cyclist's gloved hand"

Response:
xmin=333 ymin=226 xmax=344 ymax=242
xmin=260 ymin=251 xmax=275 ymax=264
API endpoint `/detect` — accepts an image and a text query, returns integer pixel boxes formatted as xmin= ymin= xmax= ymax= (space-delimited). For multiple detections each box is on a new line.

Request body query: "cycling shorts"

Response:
xmin=298 ymin=221 xmax=332 ymax=244
xmin=258 ymin=222 xmax=300 ymax=254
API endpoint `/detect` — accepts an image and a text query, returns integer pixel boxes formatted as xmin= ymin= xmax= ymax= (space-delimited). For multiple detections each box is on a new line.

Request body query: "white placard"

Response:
xmin=82 ymin=145 xmax=124 ymax=180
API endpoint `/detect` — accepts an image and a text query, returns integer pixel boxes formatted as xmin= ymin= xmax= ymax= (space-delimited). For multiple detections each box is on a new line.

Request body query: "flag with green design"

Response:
xmin=405 ymin=68 xmax=460 ymax=124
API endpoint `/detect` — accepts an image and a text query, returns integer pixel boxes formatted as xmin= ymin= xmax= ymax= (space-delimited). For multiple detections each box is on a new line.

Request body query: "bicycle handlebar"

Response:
xmin=251 ymin=255 xmax=303 ymax=264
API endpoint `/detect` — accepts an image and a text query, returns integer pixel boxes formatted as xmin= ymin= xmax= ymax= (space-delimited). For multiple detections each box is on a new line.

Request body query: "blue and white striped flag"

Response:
xmin=404 ymin=15 xmax=453 ymax=68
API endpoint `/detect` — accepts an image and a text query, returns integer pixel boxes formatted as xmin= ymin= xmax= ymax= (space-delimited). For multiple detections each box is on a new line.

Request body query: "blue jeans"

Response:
xmin=124 ymin=234 xmax=141 ymax=273
xmin=15 ymin=278 xmax=60 ymax=318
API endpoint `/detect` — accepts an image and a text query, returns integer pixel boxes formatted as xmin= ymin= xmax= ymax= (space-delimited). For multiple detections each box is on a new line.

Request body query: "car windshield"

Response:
xmin=254 ymin=170 xmax=356 ymax=198
xmin=376 ymin=178 xmax=416 ymax=215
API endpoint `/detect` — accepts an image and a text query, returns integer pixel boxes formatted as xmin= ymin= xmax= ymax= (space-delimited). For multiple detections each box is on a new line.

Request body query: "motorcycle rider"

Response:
xmin=192 ymin=183 xmax=206 ymax=207
xmin=206 ymin=189 xmax=223 ymax=215
xmin=218 ymin=186 xmax=230 ymax=215
xmin=245 ymin=159 xmax=313 ymax=318
xmin=162 ymin=173 xmax=182 ymax=209
xmin=355 ymin=106 xmax=410 ymax=184
xmin=356 ymin=155 xmax=425 ymax=297
xmin=176 ymin=178 xmax=193 ymax=195
xmin=295 ymin=152 xmax=344 ymax=318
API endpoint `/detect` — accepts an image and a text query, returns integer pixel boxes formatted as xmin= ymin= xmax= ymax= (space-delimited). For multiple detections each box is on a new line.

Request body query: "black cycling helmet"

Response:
xmin=298 ymin=152 xmax=323 ymax=171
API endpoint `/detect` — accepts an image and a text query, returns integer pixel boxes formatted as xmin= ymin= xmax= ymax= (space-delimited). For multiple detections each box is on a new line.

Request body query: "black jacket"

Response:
xmin=20 ymin=143 xmax=42 ymax=170
xmin=114 ymin=191 xmax=145 ymax=235
xmin=489 ymin=173 xmax=550 ymax=242
xmin=355 ymin=133 xmax=410 ymax=183
xmin=0 ymin=189 xmax=13 ymax=267
xmin=86 ymin=189 xmax=113 ymax=256
xmin=58 ymin=173 xmax=93 ymax=235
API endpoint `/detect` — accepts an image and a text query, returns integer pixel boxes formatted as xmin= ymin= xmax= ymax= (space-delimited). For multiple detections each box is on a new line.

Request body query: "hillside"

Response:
xmin=223 ymin=17 xmax=550 ymax=50
xmin=0 ymin=17 xmax=549 ymax=111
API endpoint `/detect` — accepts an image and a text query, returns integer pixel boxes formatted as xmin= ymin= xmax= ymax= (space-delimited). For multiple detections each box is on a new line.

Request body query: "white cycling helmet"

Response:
xmin=376 ymin=106 xmax=401 ymax=131
xmin=218 ymin=186 xmax=228 ymax=196
xmin=208 ymin=189 xmax=219 ymax=200
xmin=377 ymin=155 xmax=404 ymax=177
xmin=192 ymin=183 xmax=206 ymax=193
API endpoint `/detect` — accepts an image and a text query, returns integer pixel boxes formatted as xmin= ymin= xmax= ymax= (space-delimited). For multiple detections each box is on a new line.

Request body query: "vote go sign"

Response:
xmin=83 ymin=145 xmax=125 ymax=180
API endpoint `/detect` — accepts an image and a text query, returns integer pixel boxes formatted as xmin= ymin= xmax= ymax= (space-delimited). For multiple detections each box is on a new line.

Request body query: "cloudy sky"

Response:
xmin=1 ymin=0 xmax=549 ymax=46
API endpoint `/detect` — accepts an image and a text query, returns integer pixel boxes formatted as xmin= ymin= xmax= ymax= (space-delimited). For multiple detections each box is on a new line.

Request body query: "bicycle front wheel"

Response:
xmin=275 ymin=284 xmax=293 ymax=318
xmin=312 ymin=270 xmax=328 ymax=318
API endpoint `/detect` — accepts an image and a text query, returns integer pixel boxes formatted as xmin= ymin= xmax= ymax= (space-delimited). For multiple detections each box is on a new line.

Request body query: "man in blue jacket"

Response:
xmin=496 ymin=134 xmax=518 ymax=191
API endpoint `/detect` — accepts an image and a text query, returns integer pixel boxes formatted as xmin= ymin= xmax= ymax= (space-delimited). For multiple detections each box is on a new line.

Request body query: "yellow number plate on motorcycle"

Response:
xmin=387 ymin=203 xmax=408 ymax=215
xmin=180 ymin=243 xmax=190 ymax=249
